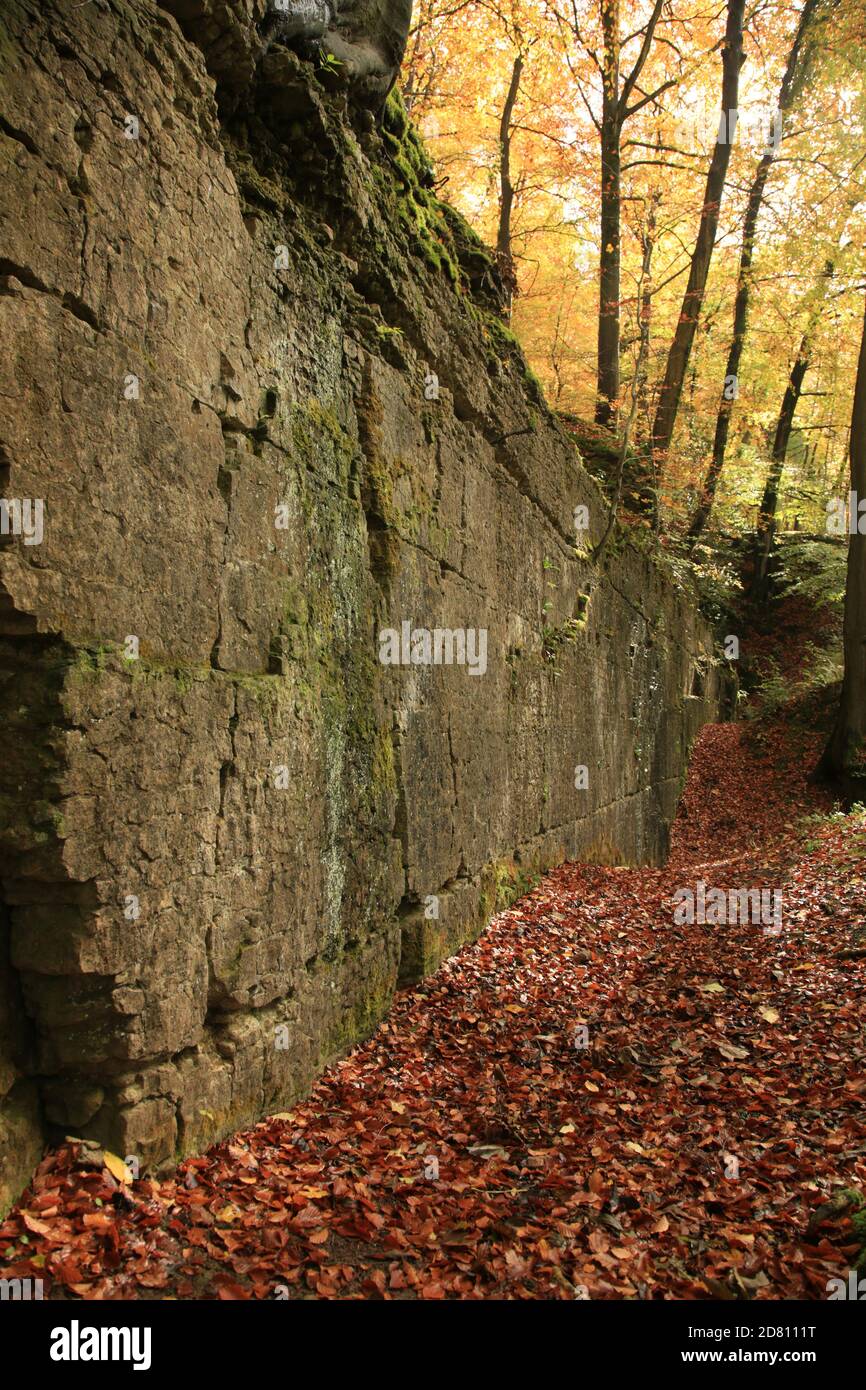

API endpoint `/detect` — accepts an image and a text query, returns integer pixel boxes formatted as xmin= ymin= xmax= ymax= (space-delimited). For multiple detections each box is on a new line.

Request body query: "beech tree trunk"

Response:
xmin=751 ymin=329 xmax=814 ymax=599
xmin=752 ymin=266 xmax=833 ymax=598
xmin=497 ymin=52 xmax=524 ymax=318
xmin=687 ymin=0 xmax=820 ymax=544
xmin=595 ymin=0 xmax=621 ymax=427
xmin=651 ymin=0 xmax=746 ymax=469
xmin=820 ymin=289 xmax=866 ymax=783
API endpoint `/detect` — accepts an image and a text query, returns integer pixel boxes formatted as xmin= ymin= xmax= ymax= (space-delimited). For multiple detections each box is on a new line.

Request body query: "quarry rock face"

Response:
xmin=0 ymin=0 xmax=728 ymax=1211
xmin=157 ymin=0 xmax=413 ymax=103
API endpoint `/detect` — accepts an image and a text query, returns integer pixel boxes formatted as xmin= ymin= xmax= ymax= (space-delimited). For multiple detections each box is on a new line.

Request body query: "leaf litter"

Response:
xmin=1 ymin=719 xmax=864 ymax=1300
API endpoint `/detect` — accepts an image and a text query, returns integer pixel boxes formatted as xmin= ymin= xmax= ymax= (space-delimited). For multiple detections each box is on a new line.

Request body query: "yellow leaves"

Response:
xmin=103 ymin=1151 xmax=133 ymax=1185
xmin=398 ymin=0 xmax=862 ymax=524
xmin=758 ymin=1006 xmax=780 ymax=1023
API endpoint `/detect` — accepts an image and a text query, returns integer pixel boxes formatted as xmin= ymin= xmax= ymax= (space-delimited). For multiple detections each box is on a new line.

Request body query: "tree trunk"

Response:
xmin=687 ymin=0 xmax=820 ymax=544
xmin=595 ymin=0 xmax=621 ymax=427
xmin=635 ymin=194 xmax=658 ymax=434
xmin=593 ymin=209 xmax=655 ymax=561
xmin=820 ymin=289 xmax=866 ymax=783
xmin=751 ymin=330 xmax=814 ymax=599
xmin=751 ymin=266 xmax=833 ymax=596
xmin=497 ymin=52 xmax=523 ymax=318
xmin=651 ymin=0 xmax=746 ymax=469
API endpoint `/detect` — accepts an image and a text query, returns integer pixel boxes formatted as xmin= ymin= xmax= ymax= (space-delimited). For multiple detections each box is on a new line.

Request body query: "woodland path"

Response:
xmin=3 ymin=719 xmax=865 ymax=1300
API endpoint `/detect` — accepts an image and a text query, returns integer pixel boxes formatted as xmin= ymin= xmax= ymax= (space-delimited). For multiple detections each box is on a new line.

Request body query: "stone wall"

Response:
xmin=0 ymin=0 xmax=728 ymax=1212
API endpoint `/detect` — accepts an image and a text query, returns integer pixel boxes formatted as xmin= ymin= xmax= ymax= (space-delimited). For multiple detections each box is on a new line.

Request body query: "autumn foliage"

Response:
xmin=404 ymin=0 xmax=866 ymax=536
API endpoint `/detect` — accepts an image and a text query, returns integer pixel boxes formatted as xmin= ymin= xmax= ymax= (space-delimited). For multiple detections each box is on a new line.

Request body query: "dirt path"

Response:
xmin=3 ymin=720 xmax=865 ymax=1300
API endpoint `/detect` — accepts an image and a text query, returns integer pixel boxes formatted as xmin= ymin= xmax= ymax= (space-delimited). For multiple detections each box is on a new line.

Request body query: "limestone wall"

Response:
xmin=0 ymin=0 xmax=727 ymax=1210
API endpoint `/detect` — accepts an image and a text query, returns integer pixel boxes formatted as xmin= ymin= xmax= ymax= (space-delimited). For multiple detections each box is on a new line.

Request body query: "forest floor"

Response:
xmin=3 ymin=620 xmax=866 ymax=1300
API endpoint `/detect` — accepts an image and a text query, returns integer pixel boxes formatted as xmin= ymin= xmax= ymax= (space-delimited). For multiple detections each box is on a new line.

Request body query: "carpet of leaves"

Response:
xmin=2 ymin=720 xmax=865 ymax=1300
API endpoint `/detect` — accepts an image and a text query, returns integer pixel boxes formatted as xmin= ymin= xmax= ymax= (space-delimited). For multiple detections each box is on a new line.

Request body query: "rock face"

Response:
xmin=158 ymin=0 xmax=413 ymax=104
xmin=0 ymin=0 xmax=728 ymax=1212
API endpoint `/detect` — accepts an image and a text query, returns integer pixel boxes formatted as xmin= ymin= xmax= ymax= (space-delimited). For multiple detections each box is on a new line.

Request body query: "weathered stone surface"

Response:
xmin=157 ymin=0 xmax=412 ymax=104
xmin=0 ymin=0 xmax=729 ymax=1210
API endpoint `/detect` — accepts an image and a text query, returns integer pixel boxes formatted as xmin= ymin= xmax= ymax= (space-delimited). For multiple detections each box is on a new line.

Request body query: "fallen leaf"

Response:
xmin=103 ymin=1151 xmax=133 ymax=1185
